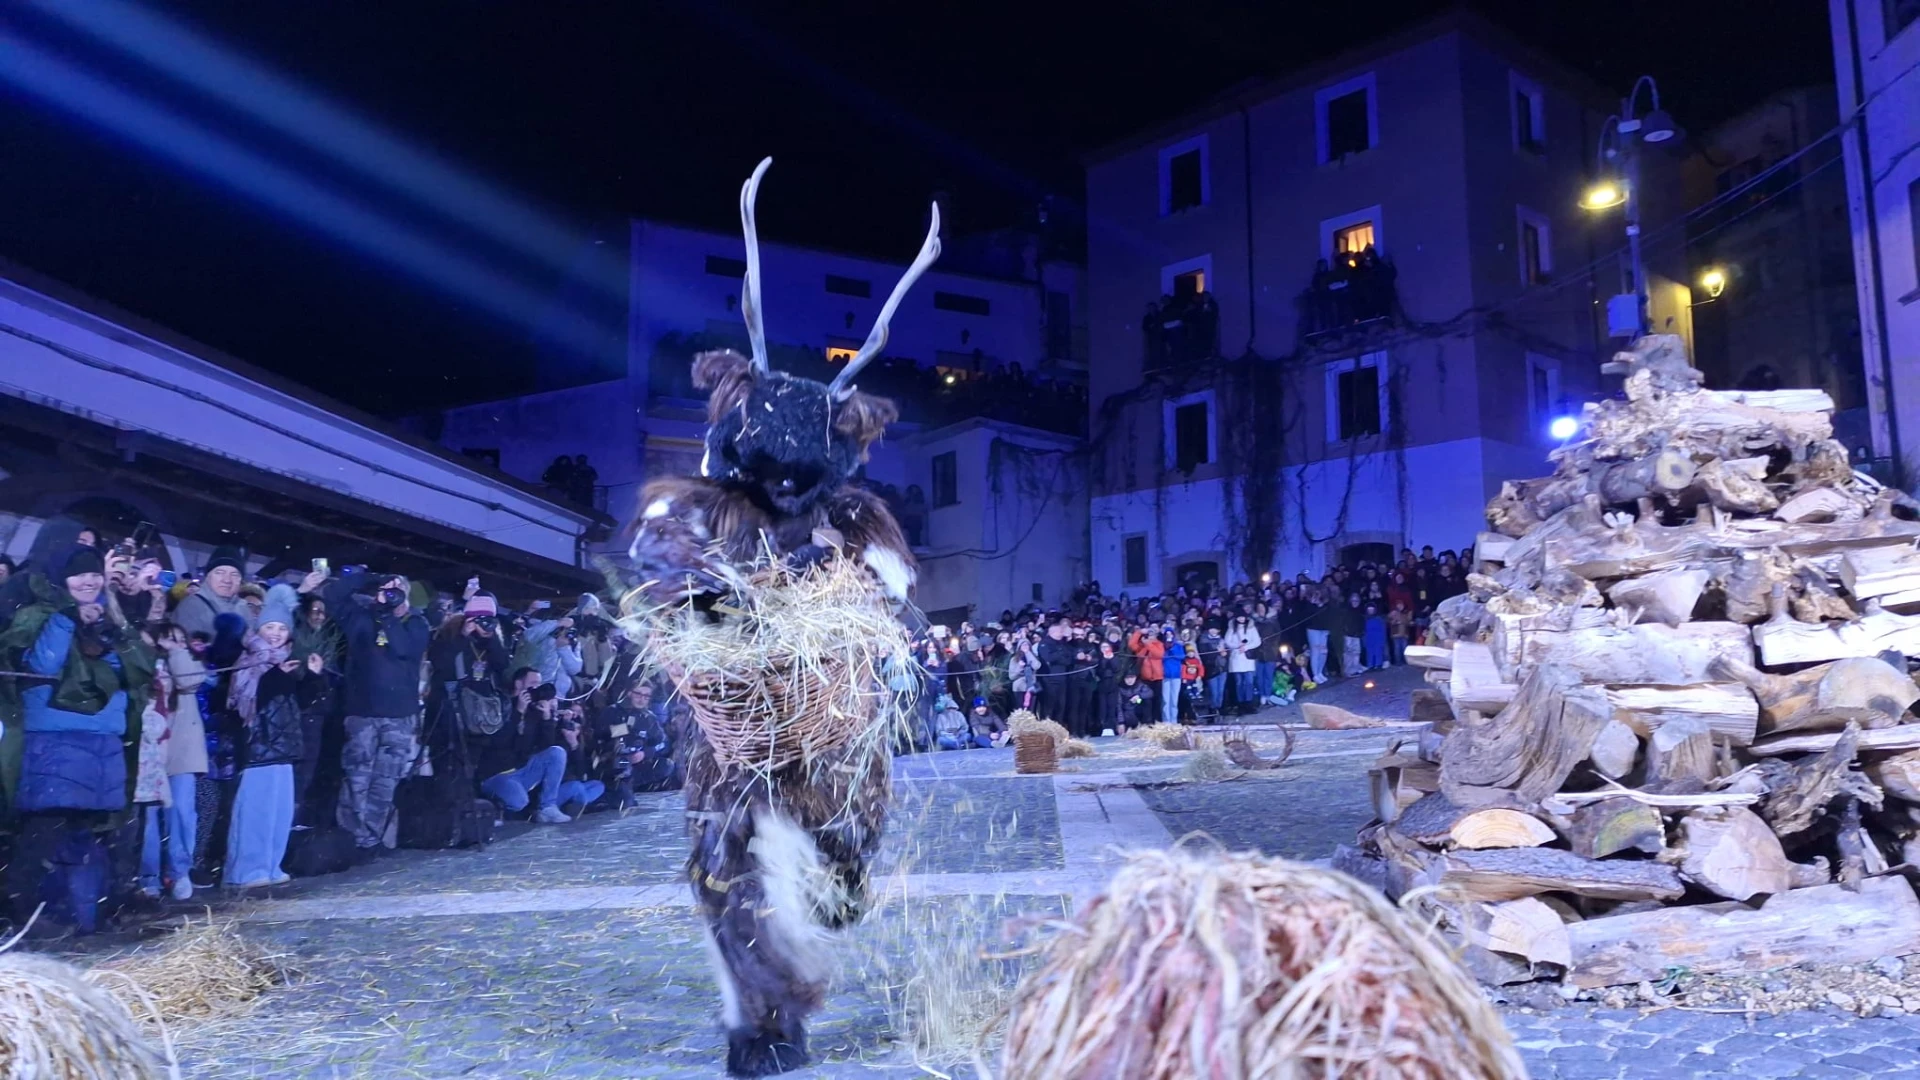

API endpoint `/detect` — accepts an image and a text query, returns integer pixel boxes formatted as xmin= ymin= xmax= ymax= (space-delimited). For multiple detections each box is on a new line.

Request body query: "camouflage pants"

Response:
xmin=336 ymin=714 xmax=419 ymax=850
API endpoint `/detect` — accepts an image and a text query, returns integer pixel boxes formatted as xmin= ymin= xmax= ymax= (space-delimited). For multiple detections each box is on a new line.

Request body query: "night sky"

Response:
xmin=0 ymin=1 xmax=1830 ymax=415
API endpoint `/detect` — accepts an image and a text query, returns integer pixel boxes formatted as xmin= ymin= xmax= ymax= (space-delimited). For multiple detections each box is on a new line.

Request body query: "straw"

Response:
xmin=0 ymin=952 xmax=174 ymax=1079
xmin=94 ymin=915 xmax=287 ymax=1028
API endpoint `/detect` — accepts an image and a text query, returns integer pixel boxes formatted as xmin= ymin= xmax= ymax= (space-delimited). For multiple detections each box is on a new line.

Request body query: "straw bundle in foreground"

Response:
xmin=96 ymin=917 xmax=284 ymax=1028
xmin=1059 ymin=739 xmax=1096 ymax=759
xmin=1002 ymin=846 xmax=1525 ymax=1080
xmin=1127 ymin=723 xmax=1193 ymax=751
xmin=1176 ymin=737 xmax=1233 ymax=782
xmin=623 ymin=555 xmax=912 ymax=772
xmin=0 ymin=952 xmax=172 ymax=1080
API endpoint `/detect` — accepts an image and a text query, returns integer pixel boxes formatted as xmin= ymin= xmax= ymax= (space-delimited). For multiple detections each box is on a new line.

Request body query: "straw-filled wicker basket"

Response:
xmin=1013 ymin=732 xmax=1058 ymax=774
xmin=628 ymin=555 xmax=911 ymax=773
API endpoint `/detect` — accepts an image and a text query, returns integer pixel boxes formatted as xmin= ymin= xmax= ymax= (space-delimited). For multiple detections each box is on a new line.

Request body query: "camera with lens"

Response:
xmin=373 ymin=587 xmax=405 ymax=612
xmin=470 ymin=614 xmax=499 ymax=634
xmin=575 ymin=612 xmax=614 ymax=640
xmin=74 ymin=618 xmax=122 ymax=658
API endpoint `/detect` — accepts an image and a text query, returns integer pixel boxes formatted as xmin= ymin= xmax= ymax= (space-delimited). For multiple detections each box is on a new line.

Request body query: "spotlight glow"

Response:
xmin=1549 ymin=416 xmax=1580 ymax=441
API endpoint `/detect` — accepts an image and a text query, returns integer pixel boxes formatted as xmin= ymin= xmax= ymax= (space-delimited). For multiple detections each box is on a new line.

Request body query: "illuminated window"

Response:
xmin=825 ymin=346 xmax=858 ymax=363
xmin=1334 ymin=222 xmax=1375 ymax=259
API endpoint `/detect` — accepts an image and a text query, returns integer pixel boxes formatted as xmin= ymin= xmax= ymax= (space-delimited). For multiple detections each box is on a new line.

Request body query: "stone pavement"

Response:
xmin=83 ymin=667 xmax=1920 ymax=1077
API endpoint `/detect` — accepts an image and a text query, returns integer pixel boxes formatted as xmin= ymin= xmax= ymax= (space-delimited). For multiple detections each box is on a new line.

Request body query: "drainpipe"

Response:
xmin=1842 ymin=0 xmax=1905 ymax=488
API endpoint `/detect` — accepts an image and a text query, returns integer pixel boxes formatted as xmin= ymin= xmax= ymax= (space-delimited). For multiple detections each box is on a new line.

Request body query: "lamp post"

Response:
xmin=1582 ymin=76 xmax=1678 ymax=339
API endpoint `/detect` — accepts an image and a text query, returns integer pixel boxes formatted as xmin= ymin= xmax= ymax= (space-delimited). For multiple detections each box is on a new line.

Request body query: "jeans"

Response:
xmin=1205 ymin=673 xmax=1226 ymax=710
xmin=225 ymin=764 xmax=295 ymax=887
xmin=1306 ymin=630 xmax=1330 ymax=683
xmin=1232 ymin=670 xmax=1256 ymax=708
xmin=139 ymin=773 xmax=198 ymax=892
xmin=937 ymin=734 xmax=993 ymax=750
xmin=556 ymin=778 xmax=604 ymax=809
xmin=1160 ymin=680 xmax=1181 ymax=724
xmin=1343 ymin=639 xmax=1363 ymax=678
xmin=1390 ymin=637 xmax=1408 ymax=665
xmin=1255 ymin=661 xmax=1277 ymax=702
xmin=481 ymin=745 xmax=567 ymax=811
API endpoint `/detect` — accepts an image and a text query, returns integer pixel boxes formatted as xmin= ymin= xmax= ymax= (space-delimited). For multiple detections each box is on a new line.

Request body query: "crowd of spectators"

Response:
xmin=539 ymin=454 xmax=602 ymax=510
xmin=0 ymin=518 xmax=682 ymax=937
xmin=894 ymin=544 xmax=1477 ymax=748
xmin=1298 ymin=245 xmax=1398 ymax=338
xmin=1141 ymin=288 xmax=1221 ymax=370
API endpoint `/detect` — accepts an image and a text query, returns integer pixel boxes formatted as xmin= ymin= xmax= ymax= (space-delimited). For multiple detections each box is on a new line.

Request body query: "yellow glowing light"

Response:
xmin=1363 ymin=680 xmax=1376 ymax=690
xmin=1580 ymin=182 xmax=1626 ymax=210
xmin=943 ymin=373 xmax=957 ymax=385
xmin=1700 ymin=268 xmax=1727 ymax=298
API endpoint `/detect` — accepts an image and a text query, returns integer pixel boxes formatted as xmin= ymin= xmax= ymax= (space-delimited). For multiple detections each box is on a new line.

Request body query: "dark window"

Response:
xmin=1172 ymin=269 xmax=1205 ymax=298
xmin=934 ymin=291 xmax=991 ymax=316
xmin=1325 ymin=89 xmax=1372 ymax=160
xmin=1031 ymin=582 xmax=1045 ymax=602
xmin=1910 ymin=178 xmax=1920 ymax=279
xmin=1890 ymin=0 xmax=1920 ymax=39
xmin=1173 ymin=400 xmax=1211 ymax=470
xmin=931 ymin=451 xmax=959 ymax=507
xmin=705 ymin=254 xmax=747 ymax=278
xmin=1532 ymin=365 xmax=1551 ymax=418
xmin=1167 ymin=148 xmax=1204 ymax=213
xmin=1174 ymin=560 xmax=1219 ymax=589
xmin=1521 ymin=220 xmax=1546 ymax=285
xmin=1046 ymin=290 xmax=1073 ymax=359
xmin=1123 ymin=534 xmax=1149 ymax=586
xmin=825 ymin=274 xmax=871 ymax=298
xmin=1337 ymin=363 xmax=1382 ymax=440
xmin=1514 ymin=90 xmax=1542 ymax=151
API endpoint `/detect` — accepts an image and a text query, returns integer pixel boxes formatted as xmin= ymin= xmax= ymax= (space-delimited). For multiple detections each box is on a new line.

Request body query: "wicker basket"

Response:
xmin=672 ymin=657 xmax=874 ymax=772
xmin=1013 ymin=731 xmax=1059 ymax=774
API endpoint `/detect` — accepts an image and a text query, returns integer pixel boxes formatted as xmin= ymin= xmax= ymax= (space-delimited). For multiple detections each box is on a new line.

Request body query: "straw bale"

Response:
xmin=0 ymin=952 xmax=171 ymax=1079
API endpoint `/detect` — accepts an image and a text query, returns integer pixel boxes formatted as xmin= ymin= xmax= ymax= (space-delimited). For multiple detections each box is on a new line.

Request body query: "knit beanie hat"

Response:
xmin=259 ymin=584 xmax=299 ymax=631
xmin=204 ymin=546 xmax=245 ymax=574
xmin=58 ymin=544 xmax=104 ymax=580
xmin=464 ymin=592 xmax=499 ymax=618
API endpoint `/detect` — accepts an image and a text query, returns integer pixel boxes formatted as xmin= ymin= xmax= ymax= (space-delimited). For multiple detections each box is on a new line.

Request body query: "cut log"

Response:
xmin=1690 ymin=456 xmax=1779 ymax=515
xmin=1788 ymin=857 xmax=1832 ymax=888
xmin=1755 ymin=724 xmax=1884 ymax=836
xmin=1753 ymin=590 xmax=1920 ymax=666
xmin=1440 ymin=664 xmax=1611 ymax=808
xmin=1300 ymin=702 xmax=1385 ymax=730
xmin=1449 ymin=808 xmax=1558 ymax=850
xmin=1607 ymin=566 xmax=1710 ymax=627
xmin=1675 ymin=805 xmax=1792 ymax=900
xmin=1720 ymin=549 xmax=1793 ymax=624
xmin=1748 ymin=724 xmax=1920 ymax=756
xmin=1645 ymin=715 xmax=1718 ymax=788
xmin=1544 ymin=513 xmax=1920 ymax=581
xmin=1494 ymin=618 xmax=1753 ymax=686
xmin=1841 ymin=543 xmax=1920 ymax=602
xmin=1775 ymin=486 xmax=1867 ymax=525
xmin=1707 ymin=386 xmax=1837 ymax=413
xmin=1866 ymin=749 xmax=1920 ymax=803
xmin=1564 ymin=876 xmax=1920 ymax=988
xmin=1408 ymin=688 xmax=1453 ymax=726
xmin=1404 ymin=645 xmax=1454 ymax=671
xmin=1713 ymin=654 xmax=1919 ymax=735
xmin=1473 ymin=896 xmax=1572 ymax=970
xmin=1392 ymin=791 xmax=1477 ymax=846
xmin=1564 ymin=800 xmax=1665 ymax=859
xmin=1449 ymin=641 xmax=1517 ymax=714
xmin=1434 ymin=847 xmax=1686 ymax=903
xmin=1588 ymin=718 xmax=1640 ymax=779
xmin=1368 ymin=754 xmax=1440 ymax=823
xmin=1486 ymin=605 xmax=1612 ymax=677
xmin=1605 ymin=683 xmax=1759 ymax=746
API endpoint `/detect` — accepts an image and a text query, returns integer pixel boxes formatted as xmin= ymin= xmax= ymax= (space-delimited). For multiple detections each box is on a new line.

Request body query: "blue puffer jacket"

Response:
xmin=18 ymin=612 xmax=129 ymax=813
xmin=1161 ymin=640 xmax=1186 ymax=681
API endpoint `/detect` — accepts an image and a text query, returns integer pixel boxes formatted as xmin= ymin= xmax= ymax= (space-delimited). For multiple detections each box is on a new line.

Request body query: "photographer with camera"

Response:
xmin=321 ymin=570 xmax=430 ymax=857
xmin=472 ymin=671 xmax=576 ymax=823
xmin=511 ymin=601 xmax=584 ymax=700
xmin=596 ymin=679 xmax=677 ymax=805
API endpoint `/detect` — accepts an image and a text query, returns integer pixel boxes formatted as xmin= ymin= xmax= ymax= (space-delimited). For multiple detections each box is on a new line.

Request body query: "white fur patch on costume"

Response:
xmin=701 ymin=924 xmax=746 ymax=1028
xmin=643 ymin=499 xmax=673 ymax=520
xmin=748 ymin=806 xmax=836 ymax=983
xmin=686 ymin=507 xmax=709 ymax=540
xmin=862 ymin=546 xmax=913 ymax=601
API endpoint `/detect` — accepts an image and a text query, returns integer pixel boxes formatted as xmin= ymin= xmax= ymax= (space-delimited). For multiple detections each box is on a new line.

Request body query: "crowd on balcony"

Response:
xmin=1299 ymin=245 xmax=1397 ymax=338
xmin=897 ymin=543 xmax=1477 ymax=743
xmin=1142 ymin=289 xmax=1221 ymax=369
xmin=0 ymin=518 xmax=682 ymax=938
xmin=650 ymin=334 xmax=1086 ymax=437
xmin=538 ymin=454 xmax=602 ymax=510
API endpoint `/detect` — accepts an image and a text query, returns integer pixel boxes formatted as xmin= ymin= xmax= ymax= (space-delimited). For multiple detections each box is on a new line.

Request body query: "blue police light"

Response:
xmin=1549 ymin=416 xmax=1580 ymax=441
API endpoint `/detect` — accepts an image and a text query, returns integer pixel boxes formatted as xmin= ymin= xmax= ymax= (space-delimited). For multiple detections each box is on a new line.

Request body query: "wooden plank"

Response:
xmin=1434 ymin=847 xmax=1686 ymax=903
xmin=1500 ymin=621 xmax=1753 ymax=687
xmin=1488 ymin=607 xmax=1613 ymax=678
xmin=1753 ymin=606 xmax=1920 ymax=666
xmin=1404 ymin=645 xmax=1454 ymax=671
xmin=1565 ymin=876 xmax=1920 ymax=988
xmin=1605 ymin=684 xmax=1759 ymax=746
xmin=1747 ymin=723 xmax=1920 ymax=756
xmin=1607 ymin=566 xmax=1709 ymax=627
xmin=1450 ymin=640 xmax=1517 ymax=714
xmin=1840 ymin=543 xmax=1920 ymax=601
xmin=1702 ymin=387 xmax=1836 ymax=413
xmin=1545 ymin=517 xmax=1920 ymax=581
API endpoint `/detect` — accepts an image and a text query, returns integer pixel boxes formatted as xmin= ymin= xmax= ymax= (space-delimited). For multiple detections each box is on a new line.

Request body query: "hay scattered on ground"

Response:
xmin=1002 ymin=845 xmax=1524 ymax=1080
xmin=0 ymin=951 xmax=173 ymax=1079
xmin=95 ymin=917 xmax=285 ymax=1028
xmin=1059 ymin=739 xmax=1096 ymax=759
xmin=1008 ymin=712 xmax=1069 ymax=747
xmin=1127 ymin=723 xmax=1193 ymax=750
xmin=1176 ymin=738 xmax=1233 ymax=782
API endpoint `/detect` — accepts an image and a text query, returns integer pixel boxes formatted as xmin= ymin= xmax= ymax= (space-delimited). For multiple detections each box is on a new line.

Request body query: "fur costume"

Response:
xmin=626 ymin=157 xmax=935 ymax=1077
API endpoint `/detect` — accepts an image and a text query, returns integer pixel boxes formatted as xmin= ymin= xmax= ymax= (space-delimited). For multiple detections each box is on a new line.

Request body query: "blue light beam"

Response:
xmin=0 ymin=34 xmax=616 ymax=359
xmin=25 ymin=0 xmax=622 ymax=294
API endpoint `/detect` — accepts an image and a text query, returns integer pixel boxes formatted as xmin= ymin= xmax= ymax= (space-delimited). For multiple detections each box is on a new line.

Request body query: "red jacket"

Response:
xmin=1127 ymin=630 xmax=1165 ymax=682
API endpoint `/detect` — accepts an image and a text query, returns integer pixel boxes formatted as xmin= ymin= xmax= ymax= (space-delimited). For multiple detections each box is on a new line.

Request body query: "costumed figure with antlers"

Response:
xmin=625 ymin=158 xmax=935 ymax=1077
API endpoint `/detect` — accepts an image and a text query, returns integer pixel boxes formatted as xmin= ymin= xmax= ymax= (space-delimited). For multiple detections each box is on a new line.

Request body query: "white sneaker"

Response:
xmin=533 ymin=805 xmax=571 ymax=824
xmin=170 ymin=878 xmax=193 ymax=902
xmin=140 ymin=886 xmax=162 ymax=900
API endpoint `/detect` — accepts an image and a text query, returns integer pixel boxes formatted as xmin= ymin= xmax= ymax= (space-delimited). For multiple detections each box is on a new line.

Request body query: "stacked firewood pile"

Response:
xmin=1337 ymin=336 xmax=1920 ymax=990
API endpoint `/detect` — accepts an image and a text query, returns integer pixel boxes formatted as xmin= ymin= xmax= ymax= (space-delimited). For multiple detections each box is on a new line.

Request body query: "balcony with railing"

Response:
xmin=1142 ymin=290 xmax=1221 ymax=371
xmin=1298 ymin=247 xmax=1398 ymax=341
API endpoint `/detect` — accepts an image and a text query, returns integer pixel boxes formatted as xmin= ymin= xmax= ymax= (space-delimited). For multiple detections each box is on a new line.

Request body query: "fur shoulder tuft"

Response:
xmin=832 ymin=391 xmax=898 ymax=459
xmin=693 ymin=350 xmax=756 ymax=424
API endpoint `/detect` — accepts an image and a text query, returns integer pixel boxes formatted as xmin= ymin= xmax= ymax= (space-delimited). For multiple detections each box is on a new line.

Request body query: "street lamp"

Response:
xmin=1581 ymin=76 xmax=1682 ymax=339
xmin=1699 ymin=267 xmax=1727 ymax=299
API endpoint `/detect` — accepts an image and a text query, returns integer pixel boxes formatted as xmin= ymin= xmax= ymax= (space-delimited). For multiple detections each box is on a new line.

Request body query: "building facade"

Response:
xmin=1083 ymin=12 xmax=1614 ymax=592
xmin=1684 ymin=86 xmax=1868 ymax=453
xmin=1830 ymin=0 xmax=1920 ymax=486
xmin=434 ymin=217 xmax=1091 ymax=617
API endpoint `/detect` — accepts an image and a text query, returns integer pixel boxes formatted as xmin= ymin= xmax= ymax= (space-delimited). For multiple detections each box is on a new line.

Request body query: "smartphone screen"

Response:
xmin=312 ymin=558 xmax=330 ymax=576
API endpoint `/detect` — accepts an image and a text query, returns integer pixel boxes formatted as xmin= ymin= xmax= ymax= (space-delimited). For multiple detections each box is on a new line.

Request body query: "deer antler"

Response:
xmin=738 ymin=157 xmax=773 ymax=374
xmin=829 ymin=202 xmax=942 ymax=401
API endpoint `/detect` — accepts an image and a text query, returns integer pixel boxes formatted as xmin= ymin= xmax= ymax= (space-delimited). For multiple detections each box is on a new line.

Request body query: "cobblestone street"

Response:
xmin=93 ymin=669 xmax=1920 ymax=1078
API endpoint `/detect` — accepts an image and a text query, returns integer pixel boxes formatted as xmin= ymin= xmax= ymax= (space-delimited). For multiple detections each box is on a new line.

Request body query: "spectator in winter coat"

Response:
xmin=1304 ymin=591 xmax=1337 ymax=684
xmin=966 ymin=698 xmax=1007 ymax=746
xmin=224 ymin=587 xmax=324 ymax=888
xmin=426 ymin=593 xmax=511 ymax=775
xmin=1094 ymin=642 xmax=1124 ymax=736
xmin=140 ymin=625 xmax=208 ymax=901
xmin=933 ymin=694 xmax=979 ymax=749
xmin=172 ymin=546 xmax=255 ymax=639
xmin=1126 ymin=626 xmax=1166 ymax=685
xmin=1339 ymin=593 xmax=1367 ymax=678
xmin=1116 ymin=671 xmax=1153 ymax=734
xmin=1223 ymin=614 xmax=1261 ymax=716
xmin=131 ymin=630 xmax=172 ymax=899
xmin=1196 ymin=627 xmax=1227 ymax=712
xmin=1035 ymin=620 xmax=1074 ymax=727
xmin=1387 ymin=602 xmax=1413 ymax=664
xmin=513 ymin=611 xmax=584 ymax=700
xmin=1363 ymin=604 xmax=1390 ymax=671
xmin=1158 ymin=628 xmax=1186 ymax=725
xmin=597 ymin=681 xmax=677 ymax=803
xmin=322 ymin=571 xmax=431 ymax=856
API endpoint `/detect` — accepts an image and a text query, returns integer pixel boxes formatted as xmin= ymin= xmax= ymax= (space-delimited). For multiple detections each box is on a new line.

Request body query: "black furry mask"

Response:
xmin=694 ymin=351 xmax=895 ymax=516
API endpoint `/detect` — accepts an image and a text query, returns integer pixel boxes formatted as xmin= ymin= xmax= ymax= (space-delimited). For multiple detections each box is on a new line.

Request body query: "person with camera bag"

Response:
xmin=322 ymin=571 xmax=429 ymax=858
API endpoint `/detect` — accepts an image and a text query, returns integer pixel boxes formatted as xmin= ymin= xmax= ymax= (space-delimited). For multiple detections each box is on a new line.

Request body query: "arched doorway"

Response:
xmin=1339 ymin=542 xmax=1394 ymax=568
xmin=1172 ymin=559 xmax=1220 ymax=591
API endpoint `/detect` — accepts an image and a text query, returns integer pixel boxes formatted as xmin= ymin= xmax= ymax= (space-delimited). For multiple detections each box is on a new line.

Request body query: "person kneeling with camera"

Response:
xmin=472 ymin=670 xmax=585 ymax=824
